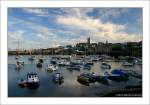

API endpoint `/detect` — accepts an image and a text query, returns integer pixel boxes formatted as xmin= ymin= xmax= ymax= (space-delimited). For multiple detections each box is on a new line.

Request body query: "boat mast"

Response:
xmin=16 ymin=40 xmax=19 ymax=56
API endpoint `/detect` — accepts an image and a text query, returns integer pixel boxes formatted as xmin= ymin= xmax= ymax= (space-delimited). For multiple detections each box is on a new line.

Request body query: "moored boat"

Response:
xmin=28 ymin=55 xmax=35 ymax=61
xmin=39 ymin=58 xmax=44 ymax=63
xmin=67 ymin=64 xmax=80 ymax=71
xmin=26 ymin=72 xmax=40 ymax=89
xmin=57 ymin=60 xmax=70 ymax=66
xmin=82 ymin=63 xmax=91 ymax=70
xmin=17 ymin=60 xmax=24 ymax=65
xmin=77 ymin=75 xmax=90 ymax=86
xmin=122 ymin=61 xmax=133 ymax=66
xmin=86 ymin=61 xmax=94 ymax=65
xmin=46 ymin=64 xmax=58 ymax=72
xmin=16 ymin=64 xmax=22 ymax=69
xmin=111 ymin=69 xmax=129 ymax=77
xmin=77 ymin=72 xmax=96 ymax=84
xmin=18 ymin=72 xmax=40 ymax=89
xmin=50 ymin=59 xmax=57 ymax=65
xmin=104 ymin=69 xmax=129 ymax=82
xmin=101 ymin=62 xmax=111 ymax=69
xmin=16 ymin=61 xmax=24 ymax=69
xmin=52 ymin=73 xmax=64 ymax=84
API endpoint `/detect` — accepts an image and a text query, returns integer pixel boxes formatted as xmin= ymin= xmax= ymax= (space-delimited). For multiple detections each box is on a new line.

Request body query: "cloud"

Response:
xmin=56 ymin=14 xmax=142 ymax=43
xmin=56 ymin=8 xmax=127 ymax=33
xmin=8 ymin=30 xmax=24 ymax=41
xmin=9 ymin=16 xmax=55 ymax=37
xmin=23 ymin=8 xmax=49 ymax=16
xmin=59 ymin=8 xmax=94 ymax=18
xmin=98 ymin=8 xmax=129 ymax=19
xmin=92 ymin=30 xmax=142 ymax=43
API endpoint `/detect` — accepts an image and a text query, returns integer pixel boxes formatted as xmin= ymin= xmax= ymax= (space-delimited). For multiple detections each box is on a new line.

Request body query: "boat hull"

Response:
xmin=26 ymin=82 xmax=40 ymax=89
xmin=108 ymin=76 xmax=128 ymax=82
xmin=37 ymin=63 xmax=42 ymax=68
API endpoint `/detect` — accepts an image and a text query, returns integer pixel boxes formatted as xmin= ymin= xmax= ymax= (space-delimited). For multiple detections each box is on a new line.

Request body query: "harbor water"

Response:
xmin=8 ymin=55 xmax=142 ymax=97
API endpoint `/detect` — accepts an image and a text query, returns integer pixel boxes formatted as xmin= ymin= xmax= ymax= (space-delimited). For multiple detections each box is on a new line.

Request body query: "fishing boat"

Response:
xmin=18 ymin=72 xmax=40 ymax=88
xmin=52 ymin=73 xmax=64 ymax=83
xmin=101 ymin=62 xmax=111 ymax=69
xmin=46 ymin=64 xmax=58 ymax=72
xmin=26 ymin=72 xmax=40 ymax=88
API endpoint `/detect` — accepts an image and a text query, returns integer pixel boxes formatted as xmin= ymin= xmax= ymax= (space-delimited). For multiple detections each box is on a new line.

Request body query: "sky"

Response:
xmin=8 ymin=8 xmax=142 ymax=50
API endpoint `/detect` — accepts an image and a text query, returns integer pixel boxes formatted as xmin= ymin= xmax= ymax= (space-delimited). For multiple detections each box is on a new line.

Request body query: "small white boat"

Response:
xmin=57 ymin=60 xmax=70 ymax=66
xmin=101 ymin=62 xmax=111 ymax=69
xmin=16 ymin=61 xmax=24 ymax=69
xmin=46 ymin=64 xmax=58 ymax=71
xmin=17 ymin=61 xmax=24 ymax=65
xmin=122 ymin=61 xmax=133 ymax=66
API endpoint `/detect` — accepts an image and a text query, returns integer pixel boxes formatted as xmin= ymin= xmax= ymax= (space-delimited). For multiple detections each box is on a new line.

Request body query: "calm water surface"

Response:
xmin=8 ymin=55 xmax=142 ymax=97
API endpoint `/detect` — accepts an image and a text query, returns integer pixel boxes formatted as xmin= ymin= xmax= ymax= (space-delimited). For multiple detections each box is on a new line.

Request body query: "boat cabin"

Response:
xmin=27 ymin=72 xmax=39 ymax=82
